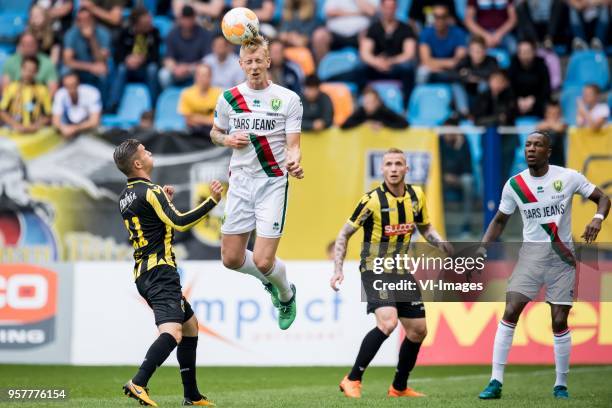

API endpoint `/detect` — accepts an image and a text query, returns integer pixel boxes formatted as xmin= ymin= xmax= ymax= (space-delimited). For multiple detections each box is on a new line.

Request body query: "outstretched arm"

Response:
xmin=582 ymin=187 xmax=611 ymax=243
xmin=331 ymin=223 xmax=358 ymax=291
xmin=146 ymin=181 xmax=223 ymax=232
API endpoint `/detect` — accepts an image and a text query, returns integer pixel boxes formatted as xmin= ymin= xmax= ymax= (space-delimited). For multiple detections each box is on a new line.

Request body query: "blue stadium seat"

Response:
xmin=102 ymin=84 xmax=152 ymax=129
xmin=395 ymin=0 xmax=412 ymax=23
xmin=317 ymin=48 xmax=363 ymax=81
xmin=141 ymin=0 xmax=158 ymax=15
xmin=455 ymin=0 xmax=467 ymax=20
xmin=460 ymin=119 xmax=483 ymax=197
xmin=564 ymin=50 xmax=609 ymax=91
xmin=511 ymin=116 xmax=539 ymax=175
xmin=317 ymin=0 xmax=326 ymax=22
xmin=488 ymin=48 xmax=510 ymax=69
xmin=0 ymin=43 xmax=15 ymax=54
xmin=154 ymin=87 xmax=186 ymax=131
xmin=153 ymin=15 xmax=174 ymax=39
xmin=560 ymin=85 xmax=582 ymax=126
xmin=370 ymin=81 xmax=404 ymax=115
xmin=0 ymin=13 xmax=27 ymax=41
xmin=407 ymin=84 xmax=452 ymax=126
xmin=273 ymin=0 xmax=284 ymax=24
xmin=0 ymin=0 xmax=32 ymax=13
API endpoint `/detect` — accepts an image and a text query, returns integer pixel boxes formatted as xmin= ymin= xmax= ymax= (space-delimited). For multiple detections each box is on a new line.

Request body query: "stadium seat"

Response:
xmin=153 ymin=15 xmax=174 ymax=39
xmin=370 ymin=81 xmax=404 ymax=115
xmin=455 ymin=0 xmax=467 ymax=20
xmin=142 ymin=0 xmax=158 ymax=15
xmin=154 ymin=87 xmax=186 ymax=131
xmin=320 ymin=82 xmax=354 ymax=126
xmin=511 ymin=116 xmax=539 ymax=176
xmin=285 ymin=47 xmax=315 ymax=76
xmin=317 ymin=48 xmax=363 ymax=81
xmin=317 ymin=0 xmax=326 ymax=22
xmin=273 ymin=0 xmax=284 ymax=24
xmin=487 ymin=48 xmax=510 ymax=69
xmin=395 ymin=0 xmax=412 ymax=23
xmin=0 ymin=0 xmax=32 ymax=13
xmin=460 ymin=119 xmax=483 ymax=197
xmin=102 ymin=84 xmax=152 ymax=129
xmin=564 ymin=50 xmax=610 ymax=91
xmin=407 ymin=84 xmax=452 ymax=126
xmin=560 ymin=85 xmax=582 ymax=126
xmin=0 ymin=13 xmax=27 ymax=41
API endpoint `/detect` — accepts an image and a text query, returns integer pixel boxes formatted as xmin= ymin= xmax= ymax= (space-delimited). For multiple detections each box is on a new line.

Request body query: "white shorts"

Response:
xmin=221 ymin=172 xmax=289 ymax=238
xmin=506 ymin=256 xmax=575 ymax=305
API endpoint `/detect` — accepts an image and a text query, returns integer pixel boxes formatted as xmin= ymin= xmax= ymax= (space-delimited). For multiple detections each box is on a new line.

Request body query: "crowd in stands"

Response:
xmin=0 ymin=1 xmax=610 ymax=207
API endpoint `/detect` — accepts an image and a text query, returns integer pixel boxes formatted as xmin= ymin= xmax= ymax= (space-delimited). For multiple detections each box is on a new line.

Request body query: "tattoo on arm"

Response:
xmin=419 ymin=224 xmax=442 ymax=246
xmin=210 ymin=127 xmax=227 ymax=146
xmin=334 ymin=223 xmax=358 ymax=274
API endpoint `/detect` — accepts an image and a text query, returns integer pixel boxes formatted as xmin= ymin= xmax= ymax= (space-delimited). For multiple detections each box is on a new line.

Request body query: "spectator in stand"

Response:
xmin=159 ymin=5 xmax=213 ymax=89
xmin=2 ymin=32 xmax=58 ymax=95
xmin=311 ymin=0 xmax=379 ymax=62
xmin=27 ymin=5 xmax=62 ymax=64
xmin=172 ymin=0 xmax=225 ymax=21
xmin=536 ymin=101 xmax=567 ymax=165
xmin=508 ymin=39 xmax=550 ymax=118
xmin=302 ymin=75 xmax=334 ymax=132
xmin=567 ymin=0 xmax=610 ymax=50
xmin=515 ymin=0 xmax=565 ymax=48
xmin=109 ymin=7 xmax=161 ymax=112
xmin=279 ymin=0 xmax=319 ymax=47
xmin=473 ymin=69 xmax=517 ymax=184
xmin=203 ymin=35 xmax=245 ymax=90
xmin=78 ymin=0 xmax=126 ymax=41
xmin=177 ymin=64 xmax=221 ymax=137
xmin=52 ymin=72 xmax=102 ymax=139
xmin=465 ymin=0 xmax=518 ymax=53
xmin=457 ymin=35 xmax=498 ymax=110
xmin=31 ymin=0 xmax=74 ymax=37
xmin=269 ymin=40 xmax=303 ymax=94
xmin=576 ymin=84 xmax=610 ymax=131
xmin=439 ymin=118 xmax=474 ymax=236
xmin=341 ymin=86 xmax=408 ymax=129
xmin=409 ymin=0 xmax=461 ymax=31
xmin=417 ymin=4 xmax=469 ymax=116
xmin=135 ymin=110 xmax=155 ymax=132
xmin=63 ymin=7 xmax=111 ymax=104
xmin=0 ymin=57 xmax=52 ymax=133
xmin=360 ymin=0 xmax=417 ymax=108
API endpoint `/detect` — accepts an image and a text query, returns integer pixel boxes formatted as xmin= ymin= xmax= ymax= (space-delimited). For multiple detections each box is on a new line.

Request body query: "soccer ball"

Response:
xmin=221 ymin=7 xmax=259 ymax=45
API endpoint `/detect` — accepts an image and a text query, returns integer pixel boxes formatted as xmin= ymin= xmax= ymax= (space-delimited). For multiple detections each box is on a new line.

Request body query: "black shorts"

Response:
xmin=366 ymin=301 xmax=426 ymax=318
xmin=135 ymin=264 xmax=194 ymax=326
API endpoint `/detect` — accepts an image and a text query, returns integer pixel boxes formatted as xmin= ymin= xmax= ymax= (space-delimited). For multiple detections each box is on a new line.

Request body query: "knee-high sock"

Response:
xmin=235 ymin=250 xmax=269 ymax=285
xmin=553 ymin=329 xmax=571 ymax=387
xmin=133 ymin=332 xmax=177 ymax=387
xmin=392 ymin=337 xmax=422 ymax=391
xmin=348 ymin=327 xmax=389 ymax=381
xmin=491 ymin=320 xmax=516 ymax=383
xmin=178 ymin=336 xmax=201 ymax=400
xmin=263 ymin=258 xmax=293 ymax=302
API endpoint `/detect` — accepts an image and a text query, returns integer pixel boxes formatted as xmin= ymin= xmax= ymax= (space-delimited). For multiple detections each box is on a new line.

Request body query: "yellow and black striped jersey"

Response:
xmin=348 ymin=182 xmax=430 ymax=270
xmin=118 ymin=177 xmax=217 ymax=280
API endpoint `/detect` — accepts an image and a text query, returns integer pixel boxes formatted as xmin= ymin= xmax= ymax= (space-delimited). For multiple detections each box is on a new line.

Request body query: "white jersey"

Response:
xmin=214 ymin=81 xmax=302 ymax=178
xmin=499 ymin=166 xmax=595 ymax=259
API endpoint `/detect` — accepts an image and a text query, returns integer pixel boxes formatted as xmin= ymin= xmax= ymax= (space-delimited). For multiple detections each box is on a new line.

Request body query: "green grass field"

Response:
xmin=0 ymin=365 xmax=610 ymax=407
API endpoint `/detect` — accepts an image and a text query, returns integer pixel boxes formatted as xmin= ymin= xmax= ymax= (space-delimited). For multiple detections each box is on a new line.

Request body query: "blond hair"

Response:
xmin=240 ymin=35 xmax=269 ymax=58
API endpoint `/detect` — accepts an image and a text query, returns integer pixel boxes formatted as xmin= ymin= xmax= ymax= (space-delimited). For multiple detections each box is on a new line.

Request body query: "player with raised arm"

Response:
xmin=477 ymin=131 xmax=610 ymax=400
xmin=209 ymin=35 xmax=303 ymax=330
xmin=114 ymin=139 xmax=222 ymax=407
xmin=330 ymin=148 xmax=453 ymax=398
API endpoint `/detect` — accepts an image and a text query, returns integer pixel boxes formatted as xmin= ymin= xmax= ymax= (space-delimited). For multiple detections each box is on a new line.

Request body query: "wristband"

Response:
xmin=593 ymin=214 xmax=604 ymax=221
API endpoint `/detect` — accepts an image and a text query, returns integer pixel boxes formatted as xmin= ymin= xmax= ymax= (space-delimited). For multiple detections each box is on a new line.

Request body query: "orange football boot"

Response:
xmin=339 ymin=375 xmax=362 ymax=398
xmin=123 ymin=380 xmax=158 ymax=406
xmin=387 ymin=384 xmax=426 ymax=397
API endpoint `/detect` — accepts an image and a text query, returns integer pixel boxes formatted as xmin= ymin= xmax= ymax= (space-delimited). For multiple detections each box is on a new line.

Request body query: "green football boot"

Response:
xmin=264 ymin=282 xmax=281 ymax=308
xmin=478 ymin=379 xmax=502 ymax=399
xmin=278 ymin=284 xmax=297 ymax=330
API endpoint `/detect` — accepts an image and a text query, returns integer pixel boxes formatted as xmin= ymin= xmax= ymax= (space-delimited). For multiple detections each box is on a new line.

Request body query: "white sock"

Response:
xmin=491 ymin=320 xmax=516 ymax=383
xmin=553 ymin=329 xmax=571 ymax=387
xmin=235 ymin=250 xmax=270 ymax=285
xmin=263 ymin=258 xmax=293 ymax=302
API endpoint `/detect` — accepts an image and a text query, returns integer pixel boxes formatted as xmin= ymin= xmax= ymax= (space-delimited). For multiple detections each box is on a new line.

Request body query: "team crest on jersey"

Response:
xmin=553 ymin=180 xmax=563 ymax=192
xmin=271 ymin=98 xmax=282 ymax=111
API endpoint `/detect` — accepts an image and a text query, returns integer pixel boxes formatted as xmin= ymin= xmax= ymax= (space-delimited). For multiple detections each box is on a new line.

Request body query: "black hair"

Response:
xmin=304 ymin=74 xmax=320 ymax=88
xmin=21 ymin=55 xmax=39 ymax=70
xmin=528 ymin=130 xmax=552 ymax=147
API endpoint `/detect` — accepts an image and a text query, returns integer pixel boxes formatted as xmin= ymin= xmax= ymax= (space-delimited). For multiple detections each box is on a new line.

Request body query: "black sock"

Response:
xmin=392 ymin=337 xmax=422 ymax=391
xmin=348 ymin=327 xmax=389 ymax=381
xmin=177 ymin=336 xmax=201 ymax=400
xmin=133 ymin=332 xmax=177 ymax=387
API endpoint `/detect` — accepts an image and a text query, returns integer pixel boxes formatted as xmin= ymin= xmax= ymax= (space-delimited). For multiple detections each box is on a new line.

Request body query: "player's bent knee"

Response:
xmin=221 ymin=251 xmax=244 ymax=270
xmin=551 ymin=317 xmax=568 ymax=333
xmin=378 ymin=319 xmax=398 ymax=336
xmin=254 ymin=257 xmax=274 ymax=274
xmin=407 ymin=326 xmax=427 ymax=342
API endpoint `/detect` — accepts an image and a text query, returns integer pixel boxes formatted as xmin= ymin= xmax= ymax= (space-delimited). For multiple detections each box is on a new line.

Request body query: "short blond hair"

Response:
xmin=240 ymin=35 xmax=269 ymax=58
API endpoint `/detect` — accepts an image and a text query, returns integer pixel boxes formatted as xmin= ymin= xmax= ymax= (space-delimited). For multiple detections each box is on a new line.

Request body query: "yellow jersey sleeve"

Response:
xmin=347 ymin=193 xmax=373 ymax=229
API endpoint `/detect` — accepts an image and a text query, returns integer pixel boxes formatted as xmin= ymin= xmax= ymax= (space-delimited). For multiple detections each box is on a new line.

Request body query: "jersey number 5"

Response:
xmin=124 ymin=216 xmax=148 ymax=249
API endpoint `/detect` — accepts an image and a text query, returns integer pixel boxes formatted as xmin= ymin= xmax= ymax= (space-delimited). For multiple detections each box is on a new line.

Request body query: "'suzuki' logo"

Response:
xmin=384 ymin=223 xmax=415 ymax=236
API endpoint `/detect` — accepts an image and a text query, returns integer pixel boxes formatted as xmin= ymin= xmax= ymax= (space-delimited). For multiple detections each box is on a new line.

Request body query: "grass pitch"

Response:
xmin=0 ymin=365 xmax=610 ymax=407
